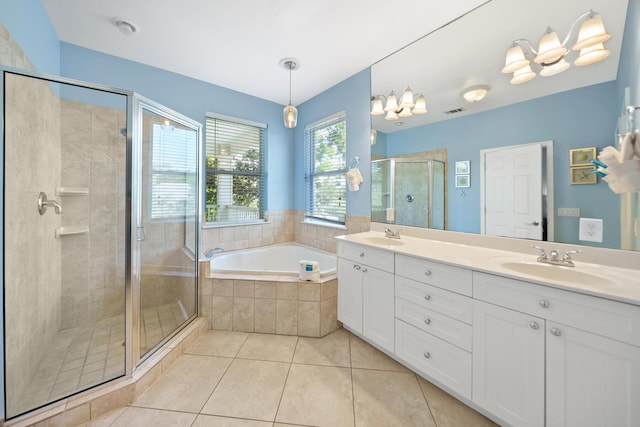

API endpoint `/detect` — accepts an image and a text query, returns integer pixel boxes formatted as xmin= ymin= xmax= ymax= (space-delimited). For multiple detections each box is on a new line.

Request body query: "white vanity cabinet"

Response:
xmin=336 ymin=234 xmax=640 ymax=427
xmin=394 ymin=254 xmax=473 ymax=399
xmin=337 ymin=241 xmax=395 ymax=352
xmin=474 ymin=271 xmax=640 ymax=427
xmin=472 ymin=299 xmax=545 ymax=427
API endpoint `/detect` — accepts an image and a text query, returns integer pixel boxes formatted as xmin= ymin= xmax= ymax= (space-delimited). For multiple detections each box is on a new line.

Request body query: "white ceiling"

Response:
xmin=41 ymin=0 xmax=489 ymax=106
xmin=372 ymin=0 xmax=629 ymax=133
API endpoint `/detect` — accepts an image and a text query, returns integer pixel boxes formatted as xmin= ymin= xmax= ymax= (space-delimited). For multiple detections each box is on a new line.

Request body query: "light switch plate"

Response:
xmin=558 ymin=207 xmax=581 ymax=217
xmin=579 ymin=218 xmax=603 ymax=242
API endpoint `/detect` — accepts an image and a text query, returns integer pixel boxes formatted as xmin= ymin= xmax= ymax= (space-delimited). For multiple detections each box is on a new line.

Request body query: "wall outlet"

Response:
xmin=558 ymin=207 xmax=581 ymax=217
xmin=579 ymin=218 xmax=603 ymax=242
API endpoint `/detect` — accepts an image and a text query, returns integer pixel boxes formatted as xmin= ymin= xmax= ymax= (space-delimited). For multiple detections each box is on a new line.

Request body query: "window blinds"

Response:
xmin=304 ymin=112 xmax=347 ymax=224
xmin=205 ymin=115 xmax=266 ymax=223
xmin=151 ymin=123 xmax=198 ymax=219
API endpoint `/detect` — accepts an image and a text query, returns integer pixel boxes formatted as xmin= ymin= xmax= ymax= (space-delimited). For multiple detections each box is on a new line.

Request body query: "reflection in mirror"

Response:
xmin=370 ymin=0 xmax=639 ymax=251
xmin=372 ymin=159 xmax=446 ymax=229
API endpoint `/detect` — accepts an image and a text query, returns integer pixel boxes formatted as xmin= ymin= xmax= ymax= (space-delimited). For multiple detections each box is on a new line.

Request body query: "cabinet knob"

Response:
xmin=424 ymin=295 xmax=431 ymax=301
xmin=529 ymin=321 xmax=539 ymax=330
xmin=550 ymin=328 xmax=562 ymax=337
xmin=353 ymin=265 xmax=361 ymax=271
xmin=424 ymin=318 xmax=431 ymax=325
xmin=362 ymin=268 xmax=368 ymax=273
xmin=423 ymin=351 xmax=431 ymax=359
xmin=424 ymin=270 xmax=432 ymax=277
xmin=360 ymin=252 xmax=365 ymax=257
xmin=538 ymin=300 xmax=550 ymax=309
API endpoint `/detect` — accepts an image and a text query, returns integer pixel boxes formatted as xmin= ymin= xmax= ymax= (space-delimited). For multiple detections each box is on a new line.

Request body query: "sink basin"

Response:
xmin=501 ymin=262 xmax=616 ymax=287
xmin=360 ymin=236 xmax=404 ymax=246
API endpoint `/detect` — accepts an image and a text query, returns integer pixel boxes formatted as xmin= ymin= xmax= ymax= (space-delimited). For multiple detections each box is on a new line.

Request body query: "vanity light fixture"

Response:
xmin=280 ymin=58 xmax=299 ymax=128
xmin=371 ymin=87 xmax=427 ymax=121
xmin=502 ymin=10 xmax=611 ymax=84
xmin=461 ymin=85 xmax=491 ymax=102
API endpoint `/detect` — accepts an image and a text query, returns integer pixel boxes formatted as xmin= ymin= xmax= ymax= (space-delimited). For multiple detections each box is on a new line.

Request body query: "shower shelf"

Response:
xmin=56 ymin=187 xmax=89 ymax=196
xmin=55 ymin=226 xmax=89 ymax=238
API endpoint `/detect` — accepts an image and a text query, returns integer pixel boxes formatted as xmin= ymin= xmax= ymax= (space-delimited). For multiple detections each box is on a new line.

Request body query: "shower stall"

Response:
xmin=1 ymin=68 xmax=201 ymax=419
xmin=371 ymin=158 xmax=445 ymax=229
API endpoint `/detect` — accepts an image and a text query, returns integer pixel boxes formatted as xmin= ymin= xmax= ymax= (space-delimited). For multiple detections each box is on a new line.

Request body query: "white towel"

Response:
xmin=346 ymin=167 xmax=364 ymax=191
xmin=597 ymin=138 xmax=640 ymax=193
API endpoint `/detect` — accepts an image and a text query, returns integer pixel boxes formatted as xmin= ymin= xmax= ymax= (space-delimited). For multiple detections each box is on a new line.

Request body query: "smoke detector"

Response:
xmin=113 ymin=18 xmax=138 ymax=35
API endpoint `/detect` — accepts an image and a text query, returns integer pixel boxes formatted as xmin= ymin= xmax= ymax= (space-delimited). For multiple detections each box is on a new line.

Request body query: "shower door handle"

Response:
xmin=136 ymin=226 xmax=145 ymax=241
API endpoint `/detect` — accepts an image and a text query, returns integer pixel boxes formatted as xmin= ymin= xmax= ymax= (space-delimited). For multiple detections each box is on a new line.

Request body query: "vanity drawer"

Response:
xmin=338 ymin=241 xmax=394 ymax=273
xmin=395 ymin=254 xmax=472 ymax=296
xmin=473 ymin=271 xmax=640 ymax=347
xmin=395 ymin=276 xmax=473 ymax=324
xmin=395 ymin=297 xmax=472 ymax=352
xmin=395 ymin=319 xmax=472 ymax=399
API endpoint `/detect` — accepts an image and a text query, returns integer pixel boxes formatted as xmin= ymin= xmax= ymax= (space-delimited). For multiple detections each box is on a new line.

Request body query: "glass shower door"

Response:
xmin=135 ymin=101 xmax=200 ymax=357
xmin=2 ymin=71 xmax=128 ymax=418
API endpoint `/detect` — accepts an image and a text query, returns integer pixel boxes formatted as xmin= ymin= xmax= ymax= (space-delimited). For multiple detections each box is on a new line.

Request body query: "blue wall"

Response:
xmin=60 ymin=43 xmax=295 ymax=211
xmin=293 ymin=68 xmax=372 ymax=216
xmin=0 ymin=0 xmax=60 ymax=75
xmin=384 ymin=81 xmax=620 ymax=248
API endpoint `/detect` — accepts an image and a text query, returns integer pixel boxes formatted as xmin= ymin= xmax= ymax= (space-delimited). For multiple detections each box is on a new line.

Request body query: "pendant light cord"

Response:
xmin=288 ymin=63 xmax=293 ymax=104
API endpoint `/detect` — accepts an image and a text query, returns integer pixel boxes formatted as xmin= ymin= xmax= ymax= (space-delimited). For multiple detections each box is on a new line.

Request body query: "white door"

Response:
xmin=472 ymin=300 xmax=545 ymax=427
xmin=362 ymin=267 xmax=395 ymax=353
xmin=546 ymin=322 xmax=640 ymax=427
xmin=337 ymin=258 xmax=363 ymax=334
xmin=483 ymin=143 xmax=543 ymax=239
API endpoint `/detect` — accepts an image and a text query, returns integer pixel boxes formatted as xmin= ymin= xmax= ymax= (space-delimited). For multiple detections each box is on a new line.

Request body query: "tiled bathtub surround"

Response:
xmin=201 ymin=212 xmax=370 ymax=255
xmin=200 ymin=214 xmax=369 ymax=338
xmin=201 ymin=276 xmax=340 ymax=337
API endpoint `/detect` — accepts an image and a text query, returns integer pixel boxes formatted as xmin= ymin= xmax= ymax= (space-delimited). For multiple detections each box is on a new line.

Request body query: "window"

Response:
xmin=151 ymin=123 xmax=198 ymax=220
xmin=304 ymin=112 xmax=347 ymax=224
xmin=205 ymin=114 xmax=267 ymax=224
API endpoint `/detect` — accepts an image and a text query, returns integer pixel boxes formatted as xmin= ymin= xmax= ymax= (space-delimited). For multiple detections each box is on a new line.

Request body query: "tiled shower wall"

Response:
xmin=201 ymin=212 xmax=370 ymax=255
xmin=3 ymin=73 xmax=63 ymax=408
xmin=59 ymin=100 xmax=127 ymax=328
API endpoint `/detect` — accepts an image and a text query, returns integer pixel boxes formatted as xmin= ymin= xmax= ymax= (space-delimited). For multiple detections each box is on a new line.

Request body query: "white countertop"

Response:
xmin=336 ymin=231 xmax=640 ymax=306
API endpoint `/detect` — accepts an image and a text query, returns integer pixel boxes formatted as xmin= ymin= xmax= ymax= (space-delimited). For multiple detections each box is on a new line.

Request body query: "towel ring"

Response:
xmin=350 ymin=156 xmax=360 ymax=168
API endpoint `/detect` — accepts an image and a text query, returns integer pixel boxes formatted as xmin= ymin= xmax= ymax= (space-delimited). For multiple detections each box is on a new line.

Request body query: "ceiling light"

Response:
xmin=574 ymin=42 xmax=610 ymax=66
xmin=461 ymin=85 xmax=491 ymax=102
xmin=370 ymin=97 xmax=385 ymax=115
xmin=501 ymin=10 xmax=610 ymax=85
xmin=510 ymin=65 xmax=537 ymax=84
xmin=539 ymin=58 xmax=571 ymax=77
xmin=399 ymin=87 xmax=415 ymax=109
xmin=372 ymin=88 xmax=427 ymax=121
xmin=412 ymin=94 xmax=428 ymax=114
xmin=113 ymin=18 xmax=138 ymax=35
xmin=280 ymin=58 xmax=299 ymax=128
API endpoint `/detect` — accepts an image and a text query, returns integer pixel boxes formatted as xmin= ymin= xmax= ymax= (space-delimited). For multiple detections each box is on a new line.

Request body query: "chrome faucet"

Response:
xmin=384 ymin=227 xmax=401 ymax=239
xmin=205 ymin=247 xmax=224 ymax=258
xmin=532 ymin=245 xmax=582 ymax=267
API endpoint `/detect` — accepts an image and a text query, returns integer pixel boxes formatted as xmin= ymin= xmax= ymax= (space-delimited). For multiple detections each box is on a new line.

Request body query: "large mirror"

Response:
xmin=371 ymin=0 xmax=639 ymax=251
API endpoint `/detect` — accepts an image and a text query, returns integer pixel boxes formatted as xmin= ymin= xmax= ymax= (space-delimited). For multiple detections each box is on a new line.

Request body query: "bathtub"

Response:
xmin=209 ymin=243 xmax=337 ymax=278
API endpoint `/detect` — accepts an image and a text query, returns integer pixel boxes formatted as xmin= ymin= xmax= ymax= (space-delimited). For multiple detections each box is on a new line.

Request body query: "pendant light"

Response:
xmin=280 ymin=58 xmax=299 ymax=128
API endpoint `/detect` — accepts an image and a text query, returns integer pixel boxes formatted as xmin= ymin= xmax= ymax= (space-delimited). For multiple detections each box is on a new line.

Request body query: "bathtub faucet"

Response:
xmin=205 ymin=247 xmax=224 ymax=258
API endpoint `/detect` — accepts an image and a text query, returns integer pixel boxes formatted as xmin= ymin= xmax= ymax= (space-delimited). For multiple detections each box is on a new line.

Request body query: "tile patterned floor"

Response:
xmin=79 ymin=328 xmax=498 ymax=427
xmin=14 ymin=303 xmax=185 ymax=417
